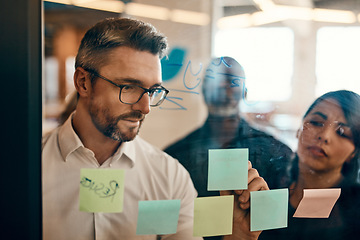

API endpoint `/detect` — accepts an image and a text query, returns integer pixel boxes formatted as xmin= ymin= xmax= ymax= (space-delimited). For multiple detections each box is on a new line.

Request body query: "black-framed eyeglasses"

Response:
xmin=85 ymin=68 xmax=169 ymax=107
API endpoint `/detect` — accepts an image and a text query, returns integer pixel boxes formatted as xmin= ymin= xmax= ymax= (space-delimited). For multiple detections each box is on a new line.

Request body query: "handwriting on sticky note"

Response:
xmin=293 ymin=188 xmax=341 ymax=218
xmin=250 ymin=189 xmax=288 ymax=231
xmin=79 ymin=168 xmax=125 ymax=213
xmin=208 ymin=148 xmax=248 ymax=191
xmin=193 ymin=195 xmax=234 ymax=237
xmin=80 ymin=177 xmax=119 ymax=201
xmin=136 ymin=199 xmax=181 ymax=235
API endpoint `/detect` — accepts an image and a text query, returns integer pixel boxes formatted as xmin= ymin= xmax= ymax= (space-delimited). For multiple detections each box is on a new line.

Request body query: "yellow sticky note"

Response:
xmin=79 ymin=168 xmax=125 ymax=213
xmin=193 ymin=195 xmax=234 ymax=237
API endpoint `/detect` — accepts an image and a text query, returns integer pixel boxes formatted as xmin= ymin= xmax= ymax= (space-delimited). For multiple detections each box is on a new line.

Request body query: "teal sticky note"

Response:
xmin=250 ymin=189 xmax=288 ymax=231
xmin=161 ymin=47 xmax=187 ymax=81
xmin=79 ymin=168 xmax=125 ymax=213
xmin=193 ymin=195 xmax=234 ymax=237
xmin=136 ymin=199 xmax=181 ymax=235
xmin=208 ymin=148 xmax=248 ymax=191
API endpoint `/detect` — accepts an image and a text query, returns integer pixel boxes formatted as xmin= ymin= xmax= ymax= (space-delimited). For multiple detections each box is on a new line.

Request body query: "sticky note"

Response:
xmin=250 ymin=189 xmax=288 ymax=231
xmin=193 ymin=195 xmax=234 ymax=237
xmin=161 ymin=47 xmax=186 ymax=81
xmin=136 ymin=199 xmax=181 ymax=235
xmin=293 ymin=188 xmax=341 ymax=218
xmin=208 ymin=148 xmax=248 ymax=191
xmin=79 ymin=168 xmax=125 ymax=213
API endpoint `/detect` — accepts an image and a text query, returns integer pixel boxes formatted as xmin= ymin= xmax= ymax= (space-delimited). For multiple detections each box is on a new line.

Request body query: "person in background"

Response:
xmin=260 ymin=90 xmax=360 ymax=240
xmin=42 ymin=17 xmax=269 ymax=240
xmin=164 ymin=56 xmax=293 ymax=199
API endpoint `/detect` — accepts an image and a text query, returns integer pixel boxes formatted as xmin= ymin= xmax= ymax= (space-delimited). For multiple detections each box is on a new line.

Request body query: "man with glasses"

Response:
xmin=42 ymin=17 xmax=268 ymax=240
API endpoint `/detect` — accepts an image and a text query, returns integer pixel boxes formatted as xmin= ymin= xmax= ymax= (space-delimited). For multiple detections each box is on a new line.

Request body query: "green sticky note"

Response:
xmin=208 ymin=148 xmax=248 ymax=191
xmin=250 ymin=189 xmax=288 ymax=231
xmin=79 ymin=168 xmax=125 ymax=213
xmin=193 ymin=195 xmax=234 ymax=237
xmin=136 ymin=199 xmax=181 ymax=235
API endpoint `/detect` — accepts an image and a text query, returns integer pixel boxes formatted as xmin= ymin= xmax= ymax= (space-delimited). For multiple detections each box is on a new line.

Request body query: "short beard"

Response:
xmin=89 ymin=102 xmax=144 ymax=142
xmin=105 ymin=114 xmax=143 ymax=142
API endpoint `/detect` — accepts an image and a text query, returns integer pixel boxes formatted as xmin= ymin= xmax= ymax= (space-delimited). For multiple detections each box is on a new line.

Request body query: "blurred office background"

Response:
xmin=43 ymin=0 xmax=360 ymax=151
xmin=2 ymin=0 xmax=360 ymax=238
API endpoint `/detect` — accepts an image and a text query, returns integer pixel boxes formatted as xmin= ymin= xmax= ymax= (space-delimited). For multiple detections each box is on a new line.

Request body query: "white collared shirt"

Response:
xmin=42 ymin=116 xmax=201 ymax=240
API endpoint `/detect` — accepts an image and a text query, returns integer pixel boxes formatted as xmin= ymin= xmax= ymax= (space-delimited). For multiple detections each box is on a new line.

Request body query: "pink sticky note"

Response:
xmin=293 ymin=188 xmax=341 ymax=218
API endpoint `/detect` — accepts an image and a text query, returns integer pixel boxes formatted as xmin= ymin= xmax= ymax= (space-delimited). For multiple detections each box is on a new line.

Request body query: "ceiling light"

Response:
xmin=217 ymin=14 xmax=252 ymax=29
xmin=125 ymin=3 xmax=169 ymax=20
xmin=73 ymin=0 xmax=125 ymax=13
xmin=252 ymin=0 xmax=276 ymax=11
xmin=275 ymin=6 xmax=313 ymax=21
xmin=251 ymin=10 xmax=286 ymax=26
xmin=170 ymin=9 xmax=210 ymax=26
xmin=313 ymin=8 xmax=356 ymax=23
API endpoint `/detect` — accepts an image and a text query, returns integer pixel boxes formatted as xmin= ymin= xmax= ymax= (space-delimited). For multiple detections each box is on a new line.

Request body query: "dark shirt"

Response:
xmin=164 ymin=117 xmax=293 ymax=240
xmin=259 ymin=180 xmax=360 ymax=240
xmin=164 ymin=117 xmax=294 ymax=196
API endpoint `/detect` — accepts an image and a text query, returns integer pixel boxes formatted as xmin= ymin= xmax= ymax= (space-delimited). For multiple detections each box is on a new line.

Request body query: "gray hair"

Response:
xmin=75 ymin=17 xmax=168 ymax=72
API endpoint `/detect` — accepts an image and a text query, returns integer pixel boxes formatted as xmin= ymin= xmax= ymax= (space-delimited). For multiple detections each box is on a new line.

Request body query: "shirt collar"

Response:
xmin=119 ymin=138 xmax=137 ymax=166
xmin=58 ymin=114 xmax=84 ymax=161
xmin=58 ymin=113 xmax=138 ymax=167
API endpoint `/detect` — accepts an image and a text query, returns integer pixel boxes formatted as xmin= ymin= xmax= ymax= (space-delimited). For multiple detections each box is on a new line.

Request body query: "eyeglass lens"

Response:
xmin=303 ymin=121 xmax=352 ymax=137
xmin=120 ymin=85 xmax=167 ymax=106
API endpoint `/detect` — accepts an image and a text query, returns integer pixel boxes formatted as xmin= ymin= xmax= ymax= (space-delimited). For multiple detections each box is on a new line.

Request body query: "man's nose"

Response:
xmin=131 ymin=92 xmax=151 ymax=115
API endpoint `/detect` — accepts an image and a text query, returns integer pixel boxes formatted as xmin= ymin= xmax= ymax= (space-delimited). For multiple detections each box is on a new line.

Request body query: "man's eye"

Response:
xmin=149 ymin=88 xmax=161 ymax=96
xmin=122 ymin=85 xmax=136 ymax=91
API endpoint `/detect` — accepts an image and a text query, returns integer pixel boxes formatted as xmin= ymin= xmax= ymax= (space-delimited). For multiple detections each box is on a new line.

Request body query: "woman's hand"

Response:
xmin=221 ymin=161 xmax=269 ymax=240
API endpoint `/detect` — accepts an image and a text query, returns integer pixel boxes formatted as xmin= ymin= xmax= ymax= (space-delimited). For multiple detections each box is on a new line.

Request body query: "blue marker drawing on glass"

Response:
xmin=160 ymin=56 xmax=259 ymax=110
xmin=160 ymin=96 xmax=187 ymax=110
xmin=183 ymin=60 xmax=203 ymax=90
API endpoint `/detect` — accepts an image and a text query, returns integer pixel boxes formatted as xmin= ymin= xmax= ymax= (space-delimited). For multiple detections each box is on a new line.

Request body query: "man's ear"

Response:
xmin=74 ymin=67 xmax=91 ymax=97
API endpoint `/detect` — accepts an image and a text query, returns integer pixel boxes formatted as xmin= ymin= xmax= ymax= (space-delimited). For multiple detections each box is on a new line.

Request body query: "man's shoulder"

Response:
xmin=163 ymin=127 xmax=203 ymax=152
xmin=132 ymin=137 xmax=192 ymax=178
xmin=42 ymin=127 xmax=59 ymax=149
xmin=239 ymin=120 xmax=292 ymax=150
xmin=133 ymin=136 xmax=179 ymax=162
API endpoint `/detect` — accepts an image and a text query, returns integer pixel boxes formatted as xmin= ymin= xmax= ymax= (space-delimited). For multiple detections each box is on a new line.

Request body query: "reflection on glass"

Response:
xmin=260 ymin=90 xmax=360 ymax=240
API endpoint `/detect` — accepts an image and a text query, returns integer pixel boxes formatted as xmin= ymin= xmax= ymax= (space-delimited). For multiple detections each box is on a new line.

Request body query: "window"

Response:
xmin=214 ymin=27 xmax=294 ymax=102
xmin=316 ymin=27 xmax=360 ymax=96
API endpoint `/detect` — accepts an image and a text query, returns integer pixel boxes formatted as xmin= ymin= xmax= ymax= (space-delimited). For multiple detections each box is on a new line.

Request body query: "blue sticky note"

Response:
xmin=161 ymin=47 xmax=187 ymax=81
xmin=136 ymin=199 xmax=181 ymax=235
xmin=208 ymin=148 xmax=248 ymax=191
xmin=250 ymin=189 xmax=288 ymax=231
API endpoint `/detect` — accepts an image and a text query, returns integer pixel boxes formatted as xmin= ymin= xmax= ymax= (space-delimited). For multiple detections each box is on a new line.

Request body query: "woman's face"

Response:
xmin=297 ymin=98 xmax=356 ymax=174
